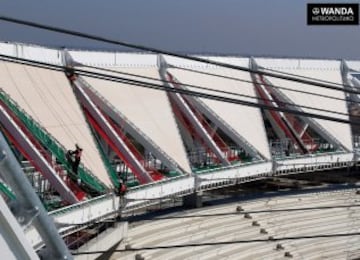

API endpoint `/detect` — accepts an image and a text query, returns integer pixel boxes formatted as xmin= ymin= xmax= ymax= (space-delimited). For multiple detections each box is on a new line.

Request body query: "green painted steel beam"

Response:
xmin=0 ymin=91 xmax=107 ymax=194
xmin=0 ymin=181 xmax=15 ymax=200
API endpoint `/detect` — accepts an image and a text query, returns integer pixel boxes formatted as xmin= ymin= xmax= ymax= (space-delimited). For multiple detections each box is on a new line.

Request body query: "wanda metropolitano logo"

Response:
xmin=307 ymin=3 xmax=359 ymax=25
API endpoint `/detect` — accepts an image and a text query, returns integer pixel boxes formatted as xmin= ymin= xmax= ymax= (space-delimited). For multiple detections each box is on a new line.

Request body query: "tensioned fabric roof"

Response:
xmin=81 ymin=67 xmax=192 ymax=173
xmin=255 ymin=59 xmax=352 ymax=151
xmin=167 ymin=67 xmax=271 ymax=160
xmin=0 ymin=61 xmax=112 ymax=187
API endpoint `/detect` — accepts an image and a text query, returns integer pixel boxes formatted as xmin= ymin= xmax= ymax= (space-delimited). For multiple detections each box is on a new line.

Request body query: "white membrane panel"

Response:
xmin=82 ymin=67 xmax=192 ymax=173
xmin=0 ymin=61 xmax=112 ymax=187
xmin=256 ymin=59 xmax=352 ymax=151
xmin=167 ymin=66 xmax=271 ymax=160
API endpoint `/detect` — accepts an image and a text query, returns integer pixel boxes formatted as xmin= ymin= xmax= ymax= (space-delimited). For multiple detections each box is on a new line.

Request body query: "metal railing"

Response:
xmin=270 ymin=138 xmax=337 ymax=159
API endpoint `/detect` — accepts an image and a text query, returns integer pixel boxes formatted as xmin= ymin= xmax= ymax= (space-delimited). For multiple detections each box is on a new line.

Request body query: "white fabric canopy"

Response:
xmin=0 ymin=61 xmax=112 ymax=187
xmin=257 ymin=65 xmax=352 ymax=151
xmin=82 ymin=67 xmax=192 ymax=173
xmin=168 ymin=67 xmax=271 ymax=159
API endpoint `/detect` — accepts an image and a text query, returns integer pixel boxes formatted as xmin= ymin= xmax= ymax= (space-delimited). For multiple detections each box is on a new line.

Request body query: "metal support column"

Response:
xmin=72 ymin=80 xmax=153 ymax=184
xmin=158 ymin=65 xmax=230 ymax=166
xmin=0 ymin=195 xmax=39 ymax=260
xmin=167 ymin=84 xmax=230 ymax=166
xmin=182 ymin=191 xmax=203 ymax=208
xmin=64 ymin=50 xmax=186 ymax=174
xmin=0 ymin=131 xmax=73 ymax=260
xmin=78 ymin=77 xmax=185 ymax=174
xmin=158 ymin=55 xmax=266 ymax=161
xmin=250 ymin=57 xmax=347 ymax=152
xmin=0 ymin=105 xmax=78 ymax=203
xmin=168 ymin=73 xmax=265 ymax=160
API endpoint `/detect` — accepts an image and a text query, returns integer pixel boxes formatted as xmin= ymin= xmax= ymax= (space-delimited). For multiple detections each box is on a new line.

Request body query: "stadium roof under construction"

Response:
xmin=0 ymin=42 xmax=355 ymax=191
